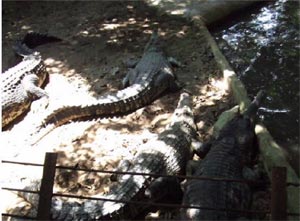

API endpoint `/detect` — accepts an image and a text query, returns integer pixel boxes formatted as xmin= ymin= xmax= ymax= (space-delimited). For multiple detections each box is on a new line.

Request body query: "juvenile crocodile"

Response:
xmin=32 ymin=30 xmax=180 ymax=144
xmin=181 ymin=90 xmax=266 ymax=220
xmin=2 ymin=33 xmax=61 ymax=128
xmin=51 ymin=92 xmax=201 ymax=220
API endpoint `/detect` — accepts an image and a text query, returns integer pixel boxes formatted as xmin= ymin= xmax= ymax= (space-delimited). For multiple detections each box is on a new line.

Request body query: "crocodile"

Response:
xmin=51 ymin=92 xmax=201 ymax=220
xmin=181 ymin=90 xmax=266 ymax=220
xmin=2 ymin=32 xmax=61 ymax=128
xmin=31 ymin=30 xmax=180 ymax=144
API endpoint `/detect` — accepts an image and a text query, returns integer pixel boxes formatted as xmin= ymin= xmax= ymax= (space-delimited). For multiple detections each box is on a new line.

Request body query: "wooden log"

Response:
xmin=255 ymin=124 xmax=300 ymax=218
xmin=192 ymin=17 xmax=300 ymax=218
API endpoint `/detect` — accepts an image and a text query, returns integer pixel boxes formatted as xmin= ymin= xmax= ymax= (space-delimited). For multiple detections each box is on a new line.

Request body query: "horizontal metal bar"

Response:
xmin=1 ymin=213 xmax=36 ymax=220
xmin=1 ymin=160 xmax=43 ymax=167
xmin=56 ymin=165 xmax=270 ymax=186
xmin=53 ymin=192 xmax=270 ymax=215
xmin=2 ymin=187 xmax=39 ymax=194
xmin=1 ymin=187 xmax=272 ymax=216
xmin=2 ymin=160 xmax=275 ymax=185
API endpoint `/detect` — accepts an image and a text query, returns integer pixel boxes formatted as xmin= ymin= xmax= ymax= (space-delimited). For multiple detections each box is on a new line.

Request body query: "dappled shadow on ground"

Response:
xmin=3 ymin=1 xmax=216 ymax=95
xmin=2 ymin=1 xmax=233 ymax=219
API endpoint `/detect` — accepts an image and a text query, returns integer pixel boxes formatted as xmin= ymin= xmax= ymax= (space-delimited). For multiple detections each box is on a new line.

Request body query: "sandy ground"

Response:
xmin=1 ymin=1 xmax=268 ymax=220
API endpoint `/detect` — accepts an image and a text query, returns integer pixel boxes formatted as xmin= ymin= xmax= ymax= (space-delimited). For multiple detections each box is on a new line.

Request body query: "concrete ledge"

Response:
xmin=146 ymin=0 xmax=261 ymax=25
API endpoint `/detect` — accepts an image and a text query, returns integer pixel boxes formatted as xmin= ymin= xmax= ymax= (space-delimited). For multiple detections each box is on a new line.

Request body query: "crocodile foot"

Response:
xmin=31 ymin=95 xmax=49 ymax=113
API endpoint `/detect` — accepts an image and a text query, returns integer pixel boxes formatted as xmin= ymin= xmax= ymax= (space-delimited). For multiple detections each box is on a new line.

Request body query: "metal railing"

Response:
xmin=2 ymin=152 xmax=299 ymax=220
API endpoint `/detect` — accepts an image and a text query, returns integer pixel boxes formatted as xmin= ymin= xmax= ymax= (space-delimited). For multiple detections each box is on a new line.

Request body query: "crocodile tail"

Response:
xmin=243 ymin=90 xmax=266 ymax=119
xmin=13 ymin=32 xmax=61 ymax=57
xmin=42 ymin=83 xmax=153 ymax=127
xmin=12 ymin=41 xmax=35 ymax=57
xmin=31 ymin=80 xmax=163 ymax=145
xmin=40 ymin=68 xmax=174 ymax=127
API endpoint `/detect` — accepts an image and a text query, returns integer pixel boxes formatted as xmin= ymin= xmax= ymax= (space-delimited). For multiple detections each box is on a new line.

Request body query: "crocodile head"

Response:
xmin=218 ymin=90 xmax=266 ymax=165
xmin=170 ymin=92 xmax=197 ymax=133
xmin=143 ymin=30 xmax=162 ymax=53
xmin=219 ymin=113 xmax=256 ymax=165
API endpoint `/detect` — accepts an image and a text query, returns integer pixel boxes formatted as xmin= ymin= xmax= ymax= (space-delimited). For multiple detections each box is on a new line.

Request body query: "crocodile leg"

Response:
xmin=110 ymin=158 xmax=132 ymax=182
xmin=143 ymin=176 xmax=183 ymax=216
xmin=122 ymin=68 xmax=138 ymax=88
xmin=2 ymin=32 xmax=60 ymax=128
xmin=145 ymin=177 xmax=183 ymax=202
xmin=185 ymin=160 xmax=202 ymax=176
xmin=22 ymin=73 xmax=49 ymax=112
xmin=153 ymin=69 xmax=179 ymax=93
xmin=23 ymin=73 xmax=48 ymax=99
xmin=168 ymin=57 xmax=184 ymax=68
xmin=193 ymin=141 xmax=213 ymax=159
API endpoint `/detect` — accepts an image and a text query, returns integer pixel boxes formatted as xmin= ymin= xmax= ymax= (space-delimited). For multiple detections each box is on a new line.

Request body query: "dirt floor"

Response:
xmin=2 ymin=1 xmax=269 ymax=220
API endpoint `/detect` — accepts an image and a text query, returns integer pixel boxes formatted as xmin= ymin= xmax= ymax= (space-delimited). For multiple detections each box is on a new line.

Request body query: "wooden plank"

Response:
xmin=271 ymin=167 xmax=287 ymax=220
xmin=37 ymin=152 xmax=58 ymax=220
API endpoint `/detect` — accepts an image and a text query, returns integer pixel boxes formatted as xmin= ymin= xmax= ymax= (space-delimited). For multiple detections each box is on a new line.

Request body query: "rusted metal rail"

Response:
xmin=2 ymin=153 xmax=299 ymax=220
xmin=3 ymin=158 xmax=300 ymax=186
xmin=2 ymin=159 xmax=270 ymax=185
xmin=271 ymin=167 xmax=287 ymax=220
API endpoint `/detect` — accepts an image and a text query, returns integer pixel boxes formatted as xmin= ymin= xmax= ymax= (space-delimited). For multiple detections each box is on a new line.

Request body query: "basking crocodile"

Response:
xmin=2 ymin=33 xmax=61 ymax=128
xmin=32 ymin=30 xmax=180 ymax=144
xmin=181 ymin=90 xmax=266 ymax=220
xmin=51 ymin=92 xmax=201 ymax=220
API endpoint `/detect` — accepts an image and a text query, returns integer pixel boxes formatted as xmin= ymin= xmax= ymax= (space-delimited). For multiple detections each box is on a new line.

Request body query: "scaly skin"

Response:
xmin=181 ymin=90 xmax=266 ymax=220
xmin=2 ymin=33 xmax=61 ymax=128
xmin=32 ymin=30 xmax=179 ymax=144
xmin=51 ymin=92 xmax=200 ymax=220
xmin=2 ymin=54 xmax=47 ymax=127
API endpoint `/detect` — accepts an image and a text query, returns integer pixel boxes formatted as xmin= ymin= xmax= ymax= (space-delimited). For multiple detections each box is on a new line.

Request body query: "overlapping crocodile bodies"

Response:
xmin=181 ymin=90 xmax=266 ymax=220
xmin=32 ymin=31 xmax=179 ymax=143
xmin=51 ymin=92 xmax=200 ymax=220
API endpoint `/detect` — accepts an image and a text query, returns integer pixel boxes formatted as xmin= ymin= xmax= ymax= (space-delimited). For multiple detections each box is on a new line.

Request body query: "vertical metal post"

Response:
xmin=37 ymin=152 xmax=58 ymax=220
xmin=271 ymin=167 xmax=287 ymax=220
